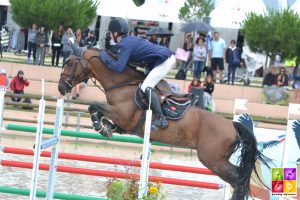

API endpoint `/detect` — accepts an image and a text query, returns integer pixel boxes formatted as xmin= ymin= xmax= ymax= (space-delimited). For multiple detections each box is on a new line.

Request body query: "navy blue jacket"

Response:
xmin=100 ymin=35 xmax=173 ymax=73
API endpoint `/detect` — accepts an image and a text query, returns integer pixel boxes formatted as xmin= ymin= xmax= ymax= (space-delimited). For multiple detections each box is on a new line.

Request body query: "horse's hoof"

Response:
xmin=100 ymin=127 xmax=113 ymax=139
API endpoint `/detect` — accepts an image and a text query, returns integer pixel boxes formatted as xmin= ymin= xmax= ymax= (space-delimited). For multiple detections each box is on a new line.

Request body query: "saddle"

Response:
xmin=135 ymin=80 xmax=193 ymax=120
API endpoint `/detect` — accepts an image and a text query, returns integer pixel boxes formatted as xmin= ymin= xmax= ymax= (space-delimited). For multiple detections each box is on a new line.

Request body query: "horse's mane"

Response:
xmin=84 ymin=48 xmax=146 ymax=81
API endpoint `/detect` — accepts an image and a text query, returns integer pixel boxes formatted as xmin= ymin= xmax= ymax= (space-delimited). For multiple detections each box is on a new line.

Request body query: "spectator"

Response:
xmin=36 ymin=26 xmax=48 ymax=66
xmin=203 ymin=74 xmax=215 ymax=110
xmin=0 ymin=69 xmax=9 ymax=90
xmin=51 ymin=25 xmax=64 ymax=66
xmin=27 ymin=24 xmax=38 ymax=64
xmin=84 ymin=30 xmax=97 ymax=48
xmin=293 ymin=64 xmax=300 ymax=103
xmin=149 ymin=34 xmax=158 ymax=45
xmin=71 ymin=78 xmax=88 ymax=100
xmin=193 ymin=37 xmax=207 ymax=80
xmin=159 ymin=36 xmax=169 ymax=48
xmin=262 ymin=66 xmax=288 ymax=104
xmin=188 ymin=78 xmax=202 ymax=93
xmin=61 ymin=28 xmax=76 ymax=65
xmin=182 ymin=34 xmax=193 ymax=68
xmin=203 ymin=74 xmax=214 ymax=95
xmin=209 ymin=32 xmax=226 ymax=82
xmin=104 ymin=31 xmax=111 ymax=50
xmin=75 ymin=28 xmax=85 ymax=47
xmin=10 ymin=70 xmax=29 ymax=102
xmin=262 ymin=66 xmax=277 ymax=87
xmin=276 ymin=67 xmax=289 ymax=87
xmin=226 ymin=40 xmax=241 ymax=85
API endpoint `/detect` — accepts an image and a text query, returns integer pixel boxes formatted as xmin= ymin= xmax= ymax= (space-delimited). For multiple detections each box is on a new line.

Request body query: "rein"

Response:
xmin=85 ymin=55 xmax=142 ymax=93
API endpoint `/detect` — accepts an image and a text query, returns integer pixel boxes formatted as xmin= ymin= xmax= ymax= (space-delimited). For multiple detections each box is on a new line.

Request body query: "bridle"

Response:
xmin=60 ymin=57 xmax=89 ymax=89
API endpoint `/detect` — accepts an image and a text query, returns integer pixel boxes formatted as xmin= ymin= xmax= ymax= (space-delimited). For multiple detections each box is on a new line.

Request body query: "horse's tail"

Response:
xmin=232 ymin=121 xmax=272 ymax=199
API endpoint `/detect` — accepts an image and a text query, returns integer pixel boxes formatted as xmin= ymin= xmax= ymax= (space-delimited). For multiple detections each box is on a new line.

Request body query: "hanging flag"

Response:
xmin=288 ymin=103 xmax=300 ymax=115
xmin=234 ymin=99 xmax=248 ymax=111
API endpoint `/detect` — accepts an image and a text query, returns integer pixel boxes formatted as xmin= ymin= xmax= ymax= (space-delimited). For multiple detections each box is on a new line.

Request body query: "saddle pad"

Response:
xmin=135 ymin=86 xmax=191 ymax=120
xmin=161 ymin=98 xmax=191 ymax=120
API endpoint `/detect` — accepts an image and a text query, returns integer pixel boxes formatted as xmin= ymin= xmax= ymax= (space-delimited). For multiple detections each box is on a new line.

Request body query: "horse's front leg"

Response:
xmin=88 ymin=102 xmax=123 ymax=137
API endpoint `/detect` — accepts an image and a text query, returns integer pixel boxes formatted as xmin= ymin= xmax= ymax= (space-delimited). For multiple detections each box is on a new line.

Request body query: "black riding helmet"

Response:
xmin=108 ymin=18 xmax=129 ymax=36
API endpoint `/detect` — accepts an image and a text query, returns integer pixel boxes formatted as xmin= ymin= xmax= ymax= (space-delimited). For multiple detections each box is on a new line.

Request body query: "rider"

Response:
xmin=99 ymin=18 xmax=176 ymax=128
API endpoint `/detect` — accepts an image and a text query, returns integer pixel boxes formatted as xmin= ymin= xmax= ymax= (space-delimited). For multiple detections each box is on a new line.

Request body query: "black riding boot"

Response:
xmin=144 ymin=87 xmax=168 ymax=128
xmin=91 ymin=113 xmax=102 ymax=131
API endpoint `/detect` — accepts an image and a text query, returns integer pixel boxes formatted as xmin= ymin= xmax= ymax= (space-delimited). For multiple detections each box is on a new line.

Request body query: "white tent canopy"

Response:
xmin=291 ymin=0 xmax=300 ymax=14
xmin=0 ymin=0 xmax=10 ymax=6
xmin=209 ymin=0 xmax=267 ymax=29
xmin=97 ymin=0 xmax=185 ymax=23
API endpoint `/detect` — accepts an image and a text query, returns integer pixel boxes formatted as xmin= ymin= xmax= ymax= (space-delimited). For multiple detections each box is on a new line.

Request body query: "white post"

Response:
xmin=29 ymin=79 xmax=46 ymax=200
xmin=46 ymin=98 xmax=64 ymax=200
xmin=138 ymin=91 xmax=153 ymax=199
xmin=29 ymin=98 xmax=46 ymax=200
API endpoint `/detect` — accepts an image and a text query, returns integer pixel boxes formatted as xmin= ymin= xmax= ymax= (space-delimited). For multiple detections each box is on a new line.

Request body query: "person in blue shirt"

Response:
xmin=100 ymin=18 xmax=176 ymax=129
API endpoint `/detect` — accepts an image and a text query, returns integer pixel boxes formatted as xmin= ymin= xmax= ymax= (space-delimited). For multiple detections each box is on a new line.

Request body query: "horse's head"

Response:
xmin=58 ymin=57 xmax=89 ymax=95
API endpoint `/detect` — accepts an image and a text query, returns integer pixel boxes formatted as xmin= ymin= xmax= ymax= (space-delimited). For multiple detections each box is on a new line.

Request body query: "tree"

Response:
xmin=10 ymin=0 xmax=99 ymax=31
xmin=178 ymin=0 xmax=214 ymax=22
xmin=132 ymin=0 xmax=145 ymax=7
xmin=241 ymin=9 xmax=300 ymax=66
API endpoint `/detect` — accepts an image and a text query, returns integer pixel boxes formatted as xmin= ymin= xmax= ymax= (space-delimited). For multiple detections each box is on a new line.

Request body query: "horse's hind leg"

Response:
xmin=199 ymin=157 xmax=240 ymax=200
xmin=208 ymin=159 xmax=239 ymax=187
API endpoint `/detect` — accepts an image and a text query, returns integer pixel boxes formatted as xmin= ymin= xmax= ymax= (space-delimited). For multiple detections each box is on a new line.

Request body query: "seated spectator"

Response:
xmin=71 ymin=78 xmax=88 ymax=100
xmin=262 ymin=66 xmax=288 ymax=105
xmin=203 ymin=74 xmax=214 ymax=96
xmin=10 ymin=70 xmax=29 ymax=102
xmin=262 ymin=66 xmax=277 ymax=87
xmin=188 ymin=78 xmax=202 ymax=93
xmin=293 ymin=64 xmax=300 ymax=103
xmin=202 ymin=75 xmax=215 ymax=111
xmin=276 ymin=67 xmax=289 ymax=87
xmin=0 ymin=69 xmax=9 ymax=91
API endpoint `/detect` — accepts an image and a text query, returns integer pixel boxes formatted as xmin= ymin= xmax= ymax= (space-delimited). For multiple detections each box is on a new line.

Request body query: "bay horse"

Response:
xmin=58 ymin=49 xmax=270 ymax=200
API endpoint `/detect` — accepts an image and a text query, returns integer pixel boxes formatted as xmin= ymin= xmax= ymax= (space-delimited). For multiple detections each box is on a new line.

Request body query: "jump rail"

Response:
xmin=0 ymin=160 xmax=221 ymax=189
xmin=2 ymin=146 xmax=215 ymax=175
xmin=0 ymin=186 xmax=107 ymax=200
xmin=6 ymin=123 xmax=172 ymax=147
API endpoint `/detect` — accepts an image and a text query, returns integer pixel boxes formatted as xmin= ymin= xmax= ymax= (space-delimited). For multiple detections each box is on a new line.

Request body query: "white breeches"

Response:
xmin=141 ymin=55 xmax=176 ymax=92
